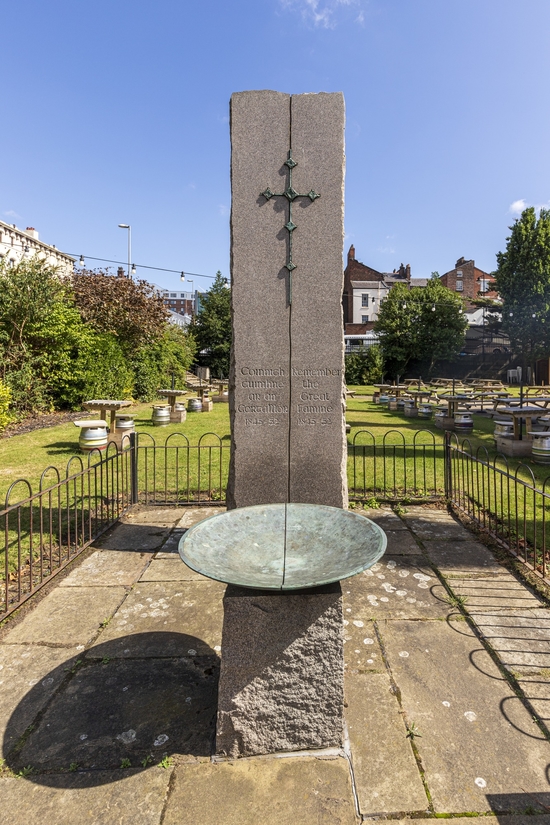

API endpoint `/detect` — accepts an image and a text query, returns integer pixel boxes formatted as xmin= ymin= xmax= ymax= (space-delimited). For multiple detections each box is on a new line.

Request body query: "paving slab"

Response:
xmin=3 ymin=587 xmax=127 ymax=646
xmin=139 ymin=558 xmax=209 ymax=583
xmin=386 ymin=819 xmax=550 ymax=825
xmin=400 ymin=506 xmax=457 ymax=521
xmin=0 ymin=644 xmax=76 ymax=752
xmin=0 ymin=769 xmax=170 ymax=825
xmin=360 ymin=509 xmax=408 ymax=531
xmin=382 ymin=530 xmax=422 ymax=555
xmin=90 ymin=580 xmax=225 ymax=657
xmin=345 ymin=671 xmax=427 ymax=815
xmin=380 ymin=619 xmax=550 ymax=813
xmin=402 ymin=518 xmax=473 ymax=541
xmin=124 ymin=505 xmax=188 ymax=527
xmin=12 ymin=657 xmax=218 ymax=771
xmin=343 ymin=556 xmax=451 ymax=620
xmin=422 ymin=538 xmax=503 ymax=574
xmin=154 ymin=528 xmax=185 ymax=557
xmin=59 ymin=550 xmax=152 ymax=587
xmin=516 ymin=677 xmax=550 ymax=724
xmin=449 ymin=576 xmax=545 ymax=611
xmin=343 ymin=617 xmax=384 ymax=673
xmin=176 ymin=506 xmax=226 ymax=530
xmin=93 ymin=524 xmax=169 ymax=551
xmin=469 ymin=608 xmax=550 ymax=675
xmin=162 ymin=757 xmax=357 ymax=825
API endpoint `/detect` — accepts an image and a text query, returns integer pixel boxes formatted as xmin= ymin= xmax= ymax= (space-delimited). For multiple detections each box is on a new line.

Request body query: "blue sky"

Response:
xmin=1 ymin=0 xmax=549 ymax=291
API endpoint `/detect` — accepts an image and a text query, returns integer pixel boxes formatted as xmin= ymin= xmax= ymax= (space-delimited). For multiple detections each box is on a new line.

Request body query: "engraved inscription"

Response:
xmin=238 ymin=366 xmax=288 ymax=427
xmin=237 ymin=365 xmax=342 ymax=428
xmin=291 ymin=366 xmax=342 ymax=428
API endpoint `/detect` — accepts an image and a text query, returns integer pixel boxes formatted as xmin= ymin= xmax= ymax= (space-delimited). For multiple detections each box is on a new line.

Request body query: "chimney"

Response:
xmin=348 ymin=244 xmax=355 ymax=263
xmin=117 ymin=266 xmax=125 ymax=277
xmin=406 ymin=264 xmax=411 ymax=281
xmin=25 ymin=227 xmax=39 ymax=240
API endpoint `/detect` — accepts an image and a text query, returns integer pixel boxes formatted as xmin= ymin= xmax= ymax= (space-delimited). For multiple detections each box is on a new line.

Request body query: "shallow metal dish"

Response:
xmin=178 ymin=503 xmax=387 ymax=590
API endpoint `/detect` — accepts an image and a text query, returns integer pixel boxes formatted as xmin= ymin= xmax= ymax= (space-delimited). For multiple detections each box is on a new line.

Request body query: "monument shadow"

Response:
xmin=3 ymin=632 xmax=219 ymax=787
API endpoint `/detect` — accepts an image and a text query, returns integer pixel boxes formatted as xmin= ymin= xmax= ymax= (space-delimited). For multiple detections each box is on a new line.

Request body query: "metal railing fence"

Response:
xmin=445 ymin=431 xmax=550 ymax=582
xmin=1 ymin=441 xmax=134 ymax=621
xmin=348 ymin=428 xmax=444 ymax=502
xmin=3 ymin=427 xmax=550 ymax=621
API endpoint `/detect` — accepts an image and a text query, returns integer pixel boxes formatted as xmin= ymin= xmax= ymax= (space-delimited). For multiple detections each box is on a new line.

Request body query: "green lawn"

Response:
xmin=2 ymin=384 xmax=550 ymax=504
xmin=2 ymin=384 xmax=550 ymax=594
xmin=0 ymin=396 xmax=231 ymax=505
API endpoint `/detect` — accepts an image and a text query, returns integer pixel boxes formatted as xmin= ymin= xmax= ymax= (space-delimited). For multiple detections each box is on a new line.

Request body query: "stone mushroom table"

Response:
xmin=157 ymin=389 xmax=188 ymax=423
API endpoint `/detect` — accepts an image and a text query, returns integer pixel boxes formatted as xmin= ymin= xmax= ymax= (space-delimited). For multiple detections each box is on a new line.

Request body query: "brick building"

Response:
xmin=439 ymin=257 xmax=497 ymax=308
xmin=343 ymin=245 xmax=412 ymax=334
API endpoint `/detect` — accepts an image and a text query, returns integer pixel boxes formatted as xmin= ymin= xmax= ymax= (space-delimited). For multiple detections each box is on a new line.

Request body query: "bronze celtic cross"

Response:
xmin=261 ymin=150 xmax=320 ymax=304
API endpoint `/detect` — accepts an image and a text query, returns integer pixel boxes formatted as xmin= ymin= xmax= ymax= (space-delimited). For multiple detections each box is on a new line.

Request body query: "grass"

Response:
xmin=3 ymin=382 xmax=550 ymax=592
xmin=0 ymin=395 xmax=231 ymax=504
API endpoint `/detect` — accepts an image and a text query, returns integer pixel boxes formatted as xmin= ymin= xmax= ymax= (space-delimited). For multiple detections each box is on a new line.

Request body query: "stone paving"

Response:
xmin=1 ymin=504 xmax=550 ymax=823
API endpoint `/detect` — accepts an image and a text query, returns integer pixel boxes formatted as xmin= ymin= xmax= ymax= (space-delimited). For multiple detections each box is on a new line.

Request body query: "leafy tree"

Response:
xmin=0 ymin=256 xmax=92 ymax=412
xmin=191 ymin=271 xmax=231 ymax=377
xmin=133 ymin=325 xmax=197 ymax=401
xmin=494 ymin=207 xmax=550 ymax=371
xmin=344 ymin=345 xmax=384 ymax=385
xmin=374 ymin=280 xmax=467 ymax=378
xmin=72 ymin=269 xmax=169 ymax=353
xmin=0 ymin=380 xmax=12 ymax=432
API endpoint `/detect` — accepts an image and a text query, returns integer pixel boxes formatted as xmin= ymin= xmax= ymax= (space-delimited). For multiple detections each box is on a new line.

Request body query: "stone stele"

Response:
xmin=216 ymin=584 xmax=344 ymax=758
xmin=217 ymin=91 xmax=347 ymax=757
xmin=226 ymin=90 xmax=347 ymax=510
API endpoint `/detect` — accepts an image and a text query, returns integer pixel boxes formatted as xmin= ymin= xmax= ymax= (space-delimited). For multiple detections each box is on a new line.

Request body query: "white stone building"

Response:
xmin=0 ymin=220 xmax=74 ymax=275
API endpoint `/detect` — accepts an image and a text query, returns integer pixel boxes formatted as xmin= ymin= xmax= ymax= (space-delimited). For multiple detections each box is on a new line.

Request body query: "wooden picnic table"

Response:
xmin=436 ymin=394 xmax=475 ymax=417
xmin=158 ymin=388 xmax=188 ymax=412
xmin=407 ymin=390 xmax=433 ymax=407
xmin=82 ymin=399 xmax=132 ymax=434
xmin=372 ymin=384 xmax=410 ymax=398
xmin=493 ymin=396 xmax=550 ymax=412
xmin=497 ymin=406 xmax=549 ymax=439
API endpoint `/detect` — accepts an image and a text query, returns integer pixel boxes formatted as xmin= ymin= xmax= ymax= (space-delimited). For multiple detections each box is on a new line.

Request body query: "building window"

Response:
xmin=456 ymin=282 xmax=463 ymax=291
xmin=170 ymin=293 xmax=177 ymax=297
xmin=479 ymin=279 xmax=489 ymax=293
xmin=362 ymin=315 xmax=369 ymax=323
xmin=456 ymin=270 xmax=463 ymax=278
xmin=361 ymin=294 xmax=369 ymax=307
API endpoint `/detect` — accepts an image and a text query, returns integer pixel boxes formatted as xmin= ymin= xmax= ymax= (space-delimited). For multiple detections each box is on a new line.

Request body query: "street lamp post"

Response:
xmin=118 ymin=224 xmax=131 ymax=277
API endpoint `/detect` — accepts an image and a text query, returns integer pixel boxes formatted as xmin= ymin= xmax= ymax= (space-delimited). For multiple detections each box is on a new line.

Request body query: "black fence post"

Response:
xmin=444 ymin=430 xmax=452 ymax=501
xmin=130 ymin=432 xmax=138 ymax=505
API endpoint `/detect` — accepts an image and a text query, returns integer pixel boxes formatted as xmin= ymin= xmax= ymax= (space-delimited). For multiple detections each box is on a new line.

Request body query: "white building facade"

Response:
xmin=0 ymin=220 xmax=74 ymax=275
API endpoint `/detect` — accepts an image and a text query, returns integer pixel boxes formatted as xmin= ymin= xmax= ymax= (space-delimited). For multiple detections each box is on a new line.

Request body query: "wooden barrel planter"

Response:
xmin=188 ymin=398 xmax=203 ymax=413
xmin=372 ymin=392 xmax=381 ymax=404
xmin=396 ymin=399 xmax=406 ymax=413
xmin=388 ymin=397 xmax=398 ymax=411
xmin=152 ymin=405 xmax=170 ymax=426
xmin=403 ymin=400 xmax=418 ymax=418
xmin=454 ymin=412 xmax=473 ymax=434
xmin=79 ymin=424 xmax=109 ymax=453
